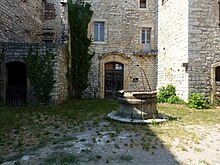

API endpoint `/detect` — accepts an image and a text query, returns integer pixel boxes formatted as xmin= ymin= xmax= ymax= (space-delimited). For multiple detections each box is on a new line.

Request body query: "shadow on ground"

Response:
xmin=0 ymin=100 xmax=180 ymax=165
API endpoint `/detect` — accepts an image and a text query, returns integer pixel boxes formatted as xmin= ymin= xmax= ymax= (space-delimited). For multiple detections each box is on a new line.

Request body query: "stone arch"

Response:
xmin=210 ymin=62 xmax=220 ymax=104
xmin=99 ymin=53 xmax=130 ymax=98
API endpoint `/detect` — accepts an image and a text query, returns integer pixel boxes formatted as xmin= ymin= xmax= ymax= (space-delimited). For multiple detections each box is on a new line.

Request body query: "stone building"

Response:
xmin=0 ymin=0 xmax=68 ymax=105
xmin=157 ymin=0 xmax=220 ymax=103
xmin=83 ymin=0 xmax=158 ymax=99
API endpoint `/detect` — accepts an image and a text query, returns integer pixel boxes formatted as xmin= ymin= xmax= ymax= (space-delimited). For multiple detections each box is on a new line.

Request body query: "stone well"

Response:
xmin=117 ymin=90 xmax=158 ymax=120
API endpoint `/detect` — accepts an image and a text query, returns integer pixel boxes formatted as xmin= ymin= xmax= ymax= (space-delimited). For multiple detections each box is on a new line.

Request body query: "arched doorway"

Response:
xmin=105 ymin=62 xmax=124 ymax=99
xmin=6 ymin=61 xmax=27 ymax=106
xmin=99 ymin=53 xmax=130 ymax=98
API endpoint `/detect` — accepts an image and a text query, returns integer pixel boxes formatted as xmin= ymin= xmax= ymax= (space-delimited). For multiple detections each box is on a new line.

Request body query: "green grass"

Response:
xmin=119 ymin=154 xmax=134 ymax=163
xmin=157 ymin=103 xmax=220 ymax=125
xmin=43 ymin=152 xmax=80 ymax=165
xmin=1 ymin=100 xmax=220 ymax=162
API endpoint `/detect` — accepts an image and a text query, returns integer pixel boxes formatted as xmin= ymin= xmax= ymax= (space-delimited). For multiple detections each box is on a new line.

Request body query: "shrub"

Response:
xmin=25 ymin=49 xmax=55 ymax=105
xmin=167 ymin=95 xmax=184 ymax=104
xmin=157 ymin=84 xmax=185 ymax=104
xmin=188 ymin=93 xmax=209 ymax=109
xmin=157 ymin=86 xmax=167 ymax=103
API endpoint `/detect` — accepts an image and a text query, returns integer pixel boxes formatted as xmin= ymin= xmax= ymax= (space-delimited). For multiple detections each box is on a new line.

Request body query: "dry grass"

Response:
xmin=1 ymin=100 xmax=220 ymax=163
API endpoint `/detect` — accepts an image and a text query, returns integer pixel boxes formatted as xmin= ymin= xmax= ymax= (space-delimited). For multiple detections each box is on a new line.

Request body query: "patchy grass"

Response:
xmin=44 ymin=152 xmax=81 ymax=165
xmin=1 ymin=100 xmax=220 ymax=163
xmin=149 ymin=103 xmax=220 ymax=149
xmin=157 ymin=103 xmax=220 ymax=125
xmin=119 ymin=154 xmax=134 ymax=163
xmin=0 ymin=99 xmax=118 ymax=162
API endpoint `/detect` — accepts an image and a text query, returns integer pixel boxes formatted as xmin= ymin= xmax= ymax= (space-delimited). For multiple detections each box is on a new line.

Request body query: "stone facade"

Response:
xmin=157 ymin=0 xmax=189 ymax=100
xmin=158 ymin=0 xmax=220 ymax=103
xmin=0 ymin=0 xmax=43 ymax=42
xmin=188 ymin=0 xmax=220 ymax=103
xmin=42 ymin=0 xmax=68 ymax=44
xmin=2 ymin=0 xmax=219 ymax=104
xmin=83 ymin=0 xmax=158 ymax=98
xmin=0 ymin=0 xmax=68 ymax=105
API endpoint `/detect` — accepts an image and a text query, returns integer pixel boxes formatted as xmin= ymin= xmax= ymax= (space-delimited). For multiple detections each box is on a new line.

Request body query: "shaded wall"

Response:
xmin=0 ymin=0 xmax=43 ymax=42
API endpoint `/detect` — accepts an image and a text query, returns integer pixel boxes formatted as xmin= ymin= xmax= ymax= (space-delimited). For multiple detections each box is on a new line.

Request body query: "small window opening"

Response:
xmin=218 ymin=1 xmax=220 ymax=23
xmin=216 ymin=66 xmax=220 ymax=81
xmin=140 ymin=0 xmax=146 ymax=8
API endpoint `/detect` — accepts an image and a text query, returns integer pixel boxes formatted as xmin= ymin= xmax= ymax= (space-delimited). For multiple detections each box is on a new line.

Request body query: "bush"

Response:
xmin=157 ymin=86 xmax=167 ymax=103
xmin=188 ymin=93 xmax=209 ymax=109
xmin=25 ymin=49 xmax=55 ymax=105
xmin=167 ymin=95 xmax=184 ymax=104
xmin=157 ymin=84 xmax=185 ymax=104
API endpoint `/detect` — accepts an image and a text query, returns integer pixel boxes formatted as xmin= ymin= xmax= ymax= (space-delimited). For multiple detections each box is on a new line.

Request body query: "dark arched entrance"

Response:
xmin=105 ymin=62 xmax=124 ymax=99
xmin=6 ymin=61 xmax=27 ymax=106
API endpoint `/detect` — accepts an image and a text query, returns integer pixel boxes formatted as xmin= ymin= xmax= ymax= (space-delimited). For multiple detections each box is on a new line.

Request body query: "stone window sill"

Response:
xmin=92 ymin=41 xmax=106 ymax=45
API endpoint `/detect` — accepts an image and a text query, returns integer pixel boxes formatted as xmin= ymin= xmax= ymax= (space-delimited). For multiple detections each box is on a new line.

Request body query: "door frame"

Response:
xmin=99 ymin=53 xmax=130 ymax=98
xmin=3 ymin=59 xmax=31 ymax=105
xmin=105 ymin=62 xmax=124 ymax=99
xmin=211 ymin=62 xmax=220 ymax=104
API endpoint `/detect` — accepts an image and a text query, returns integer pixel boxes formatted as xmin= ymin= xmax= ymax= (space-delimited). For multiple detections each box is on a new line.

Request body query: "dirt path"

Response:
xmin=168 ymin=124 xmax=220 ymax=165
xmin=1 ymin=122 xmax=220 ymax=165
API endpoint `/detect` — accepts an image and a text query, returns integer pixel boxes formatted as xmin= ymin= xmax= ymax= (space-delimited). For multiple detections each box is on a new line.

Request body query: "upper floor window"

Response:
xmin=139 ymin=0 xmax=147 ymax=9
xmin=142 ymin=27 xmax=151 ymax=44
xmin=141 ymin=27 xmax=152 ymax=52
xmin=94 ymin=22 xmax=105 ymax=42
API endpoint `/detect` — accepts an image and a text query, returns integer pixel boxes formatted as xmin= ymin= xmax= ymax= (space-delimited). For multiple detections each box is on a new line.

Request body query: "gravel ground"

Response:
xmin=1 ymin=121 xmax=220 ymax=165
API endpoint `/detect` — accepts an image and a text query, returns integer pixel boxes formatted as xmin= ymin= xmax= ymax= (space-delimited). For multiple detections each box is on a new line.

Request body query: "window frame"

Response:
xmin=141 ymin=27 xmax=152 ymax=44
xmin=141 ymin=27 xmax=152 ymax=52
xmin=92 ymin=20 xmax=107 ymax=44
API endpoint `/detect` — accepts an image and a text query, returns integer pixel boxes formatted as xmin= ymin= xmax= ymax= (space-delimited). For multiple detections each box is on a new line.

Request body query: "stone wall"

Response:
xmin=188 ymin=0 xmax=220 ymax=100
xmin=0 ymin=42 xmax=68 ymax=105
xmin=52 ymin=45 xmax=68 ymax=105
xmin=0 ymin=0 xmax=68 ymax=44
xmin=42 ymin=0 xmax=67 ymax=44
xmin=0 ymin=0 xmax=43 ymax=42
xmin=157 ymin=0 xmax=189 ymax=100
xmin=0 ymin=0 xmax=69 ymax=105
xmin=82 ymin=0 xmax=158 ymax=98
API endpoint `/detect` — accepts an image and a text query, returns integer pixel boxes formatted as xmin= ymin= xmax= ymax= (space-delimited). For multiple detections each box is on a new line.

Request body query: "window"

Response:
xmin=162 ymin=0 xmax=165 ymax=5
xmin=94 ymin=22 xmax=105 ymax=42
xmin=218 ymin=0 xmax=220 ymax=22
xmin=216 ymin=66 xmax=220 ymax=81
xmin=141 ymin=27 xmax=152 ymax=51
xmin=140 ymin=0 xmax=146 ymax=8
xmin=142 ymin=27 xmax=151 ymax=44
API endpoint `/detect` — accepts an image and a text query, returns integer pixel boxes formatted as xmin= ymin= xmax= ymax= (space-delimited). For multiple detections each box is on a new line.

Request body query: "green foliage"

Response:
xmin=157 ymin=84 xmax=185 ymax=104
xmin=25 ymin=49 xmax=55 ymax=105
xmin=188 ymin=93 xmax=209 ymax=109
xmin=68 ymin=0 xmax=93 ymax=98
xmin=167 ymin=95 xmax=185 ymax=104
xmin=0 ymin=52 xmax=5 ymax=61
xmin=157 ymin=84 xmax=175 ymax=102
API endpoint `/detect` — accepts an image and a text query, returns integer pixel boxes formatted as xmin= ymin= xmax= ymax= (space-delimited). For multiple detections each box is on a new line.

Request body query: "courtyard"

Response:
xmin=1 ymin=99 xmax=220 ymax=165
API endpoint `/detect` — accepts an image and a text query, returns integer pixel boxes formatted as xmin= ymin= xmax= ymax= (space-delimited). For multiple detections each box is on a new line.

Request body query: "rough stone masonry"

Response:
xmin=82 ymin=0 xmax=158 ymax=99
xmin=0 ymin=0 xmax=68 ymax=105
